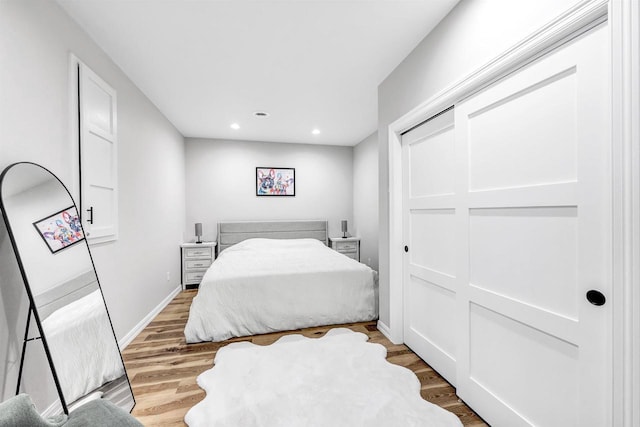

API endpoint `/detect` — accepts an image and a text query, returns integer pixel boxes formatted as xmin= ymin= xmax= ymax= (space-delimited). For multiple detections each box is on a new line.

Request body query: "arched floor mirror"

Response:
xmin=0 ymin=162 xmax=134 ymax=414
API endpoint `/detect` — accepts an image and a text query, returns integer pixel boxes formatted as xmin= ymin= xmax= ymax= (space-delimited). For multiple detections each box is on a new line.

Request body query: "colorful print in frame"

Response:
xmin=256 ymin=167 xmax=295 ymax=196
xmin=33 ymin=206 xmax=85 ymax=254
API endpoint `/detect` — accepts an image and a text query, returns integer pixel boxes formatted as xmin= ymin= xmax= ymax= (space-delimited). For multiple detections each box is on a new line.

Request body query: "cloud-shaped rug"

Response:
xmin=185 ymin=328 xmax=462 ymax=427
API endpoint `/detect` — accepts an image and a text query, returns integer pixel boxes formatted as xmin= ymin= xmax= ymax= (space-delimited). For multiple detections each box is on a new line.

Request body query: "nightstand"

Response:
xmin=329 ymin=237 xmax=360 ymax=262
xmin=180 ymin=242 xmax=216 ymax=290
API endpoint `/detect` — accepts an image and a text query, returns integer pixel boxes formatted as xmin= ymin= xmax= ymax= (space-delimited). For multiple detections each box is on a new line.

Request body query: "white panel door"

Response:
xmin=78 ymin=63 xmax=118 ymax=243
xmin=454 ymin=24 xmax=610 ymax=426
xmin=402 ymin=108 xmax=458 ymax=385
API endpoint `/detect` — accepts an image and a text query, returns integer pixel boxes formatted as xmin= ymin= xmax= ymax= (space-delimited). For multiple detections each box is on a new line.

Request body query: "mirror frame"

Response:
xmin=0 ymin=161 xmax=134 ymax=414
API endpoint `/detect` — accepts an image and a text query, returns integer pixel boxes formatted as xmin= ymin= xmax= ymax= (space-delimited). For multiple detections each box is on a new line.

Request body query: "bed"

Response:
xmin=184 ymin=220 xmax=378 ymax=343
xmin=37 ymin=271 xmax=125 ymax=405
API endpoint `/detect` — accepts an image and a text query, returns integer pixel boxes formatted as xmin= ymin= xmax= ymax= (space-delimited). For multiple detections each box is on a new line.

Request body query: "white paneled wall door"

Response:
xmin=77 ymin=61 xmax=118 ymax=244
xmin=401 ymin=23 xmax=610 ymax=426
xmin=402 ymin=108 xmax=457 ymax=386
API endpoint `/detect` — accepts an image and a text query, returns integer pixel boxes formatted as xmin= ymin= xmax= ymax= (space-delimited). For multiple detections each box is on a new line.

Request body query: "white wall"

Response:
xmin=377 ymin=0 xmax=581 ymax=327
xmin=353 ymin=132 xmax=379 ymax=270
xmin=185 ymin=138 xmax=353 ymax=241
xmin=0 ymin=0 xmax=185 ymax=410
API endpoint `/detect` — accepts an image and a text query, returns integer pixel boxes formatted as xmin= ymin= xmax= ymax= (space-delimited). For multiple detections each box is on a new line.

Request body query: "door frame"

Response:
xmin=68 ymin=53 xmax=82 ymax=205
xmin=67 ymin=54 xmax=119 ymax=245
xmin=383 ymin=0 xmax=639 ymax=425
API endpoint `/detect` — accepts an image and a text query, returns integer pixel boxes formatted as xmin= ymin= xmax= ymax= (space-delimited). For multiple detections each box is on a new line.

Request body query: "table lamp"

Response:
xmin=195 ymin=223 xmax=203 ymax=244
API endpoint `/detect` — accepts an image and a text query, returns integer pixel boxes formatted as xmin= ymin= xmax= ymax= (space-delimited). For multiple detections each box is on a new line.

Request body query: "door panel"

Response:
xmin=455 ymin=24 xmax=610 ymax=426
xmin=402 ymin=23 xmax=611 ymax=427
xmin=469 ymin=207 xmax=579 ymax=319
xmin=468 ymin=303 xmax=579 ymax=426
xmin=407 ymin=276 xmax=457 ymax=361
xmin=86 ymin=184 xmax=116 ymax=238
xmin=84 ymin=131 xmax=114 ymax=188
xmin=409 ymin=124 xmax=455 ymax=197
xmin=84 ymin=73 xmax=115 ymax=135
xmin=402 ymin=109 xmax=457 ymax=386
xmin=410 ymin=209 xmax=456 ymax=277
xmin=467 ymin=68 xmax=578 ymax=192
xmin=79 ymin=62 xmax=118 ymax=243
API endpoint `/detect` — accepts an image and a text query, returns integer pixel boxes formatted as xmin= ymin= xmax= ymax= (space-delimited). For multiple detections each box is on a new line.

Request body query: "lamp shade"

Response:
xmin=195 ymin=223 xmax=203 ymax=243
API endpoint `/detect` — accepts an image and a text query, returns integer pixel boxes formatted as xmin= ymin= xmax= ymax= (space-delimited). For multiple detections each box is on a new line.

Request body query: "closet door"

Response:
xmin=78 ymin=62 xmax=118 ymax=243
xmin=401 ymin=108 xmax=457 ymax=386
xmin=455 ymin=24 xmax=610 ymax=426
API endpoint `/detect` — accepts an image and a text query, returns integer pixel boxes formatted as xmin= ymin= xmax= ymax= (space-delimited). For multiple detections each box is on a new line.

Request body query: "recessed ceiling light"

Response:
xmin=230 ymin=123 xmax=240 ymax=130
xmin=253 ymin=111 xmax=270 ymax=118
xmin=312 ymin=129 xmax=321 ymax=135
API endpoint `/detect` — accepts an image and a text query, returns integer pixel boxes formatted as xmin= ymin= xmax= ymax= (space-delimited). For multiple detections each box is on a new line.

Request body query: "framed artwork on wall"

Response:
xmin=256 ymin=167 xmax=295 ymax=196
xmin=33 ymin=206 xmax=85 ymax=253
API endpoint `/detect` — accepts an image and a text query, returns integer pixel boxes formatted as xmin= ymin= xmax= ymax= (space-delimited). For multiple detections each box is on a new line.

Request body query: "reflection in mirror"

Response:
xmin=0 ymin=162 xmax=134 ymax=414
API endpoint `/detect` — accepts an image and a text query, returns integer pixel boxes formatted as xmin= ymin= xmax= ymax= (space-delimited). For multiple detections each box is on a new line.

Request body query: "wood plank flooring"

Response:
xmin=122 ymin=290 xmax=488 ymax=426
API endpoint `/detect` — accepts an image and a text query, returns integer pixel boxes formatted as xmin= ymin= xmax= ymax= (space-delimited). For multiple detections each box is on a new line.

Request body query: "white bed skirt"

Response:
xmin=184 ymin=238 xmax=378 ymax=343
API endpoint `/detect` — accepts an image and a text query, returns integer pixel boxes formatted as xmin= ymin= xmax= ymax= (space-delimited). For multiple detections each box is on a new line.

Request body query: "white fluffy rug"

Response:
xmin=185 ymin=328 xmax=462 ymax=427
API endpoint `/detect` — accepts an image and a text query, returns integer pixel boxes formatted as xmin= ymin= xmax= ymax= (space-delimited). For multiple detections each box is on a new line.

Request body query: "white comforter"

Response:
xmin=42 ymin=290 xmax=124 ymax=404
xmin=184 ymin=238 xmax=378 ymax=343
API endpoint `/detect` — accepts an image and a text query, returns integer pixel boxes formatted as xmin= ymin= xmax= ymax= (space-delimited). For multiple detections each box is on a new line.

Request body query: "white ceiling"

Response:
xmin=58 ymin=0 xmax=458 ymax=146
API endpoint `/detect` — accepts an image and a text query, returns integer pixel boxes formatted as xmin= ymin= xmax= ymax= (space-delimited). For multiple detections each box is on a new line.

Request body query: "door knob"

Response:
xmin=586 ymin=290 xmax=606 ymax=306
xmin=404 ymin=246 xmax=409 ymax=253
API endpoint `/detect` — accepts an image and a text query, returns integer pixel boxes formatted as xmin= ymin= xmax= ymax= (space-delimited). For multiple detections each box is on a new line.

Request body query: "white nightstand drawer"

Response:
xmin=185 ymin=271 xmax=205 ymax=283
xmin=329 ymin=237 xmax=360 ymax=262
xmin=335 ymin=241 xmax=357 ymax=251
xmin=185 ymin=259 xmax=212 ymax=269
xmin=342 ymin=252 xmax=358 ymax=260
xmin=184 ymin=246 xmax=213 ymax=258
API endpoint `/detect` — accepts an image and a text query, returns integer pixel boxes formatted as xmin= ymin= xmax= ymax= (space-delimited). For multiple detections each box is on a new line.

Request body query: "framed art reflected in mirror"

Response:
xmin=32 ymin=206 xmax=84 ymax=254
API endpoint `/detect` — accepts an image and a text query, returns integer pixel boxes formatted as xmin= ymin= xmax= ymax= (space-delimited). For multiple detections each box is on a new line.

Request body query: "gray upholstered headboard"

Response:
xmin=217 ymin=220 xmax=328 ymax=253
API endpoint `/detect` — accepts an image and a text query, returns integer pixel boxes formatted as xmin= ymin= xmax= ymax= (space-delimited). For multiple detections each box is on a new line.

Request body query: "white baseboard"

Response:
xmin=118 ymin=285 xmax=181 ymax=350
xmin=377 ymin=320 xmax=402 ymax=345
xmin=39 ymin=285 xmax=181 ymax=418
xmin=41 ymin=399 xmax=63 ymax=418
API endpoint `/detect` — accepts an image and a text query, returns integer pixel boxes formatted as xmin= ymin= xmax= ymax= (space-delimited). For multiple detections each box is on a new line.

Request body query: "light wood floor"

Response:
xmin=122 ymin=290 xmax=488 ymax=426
